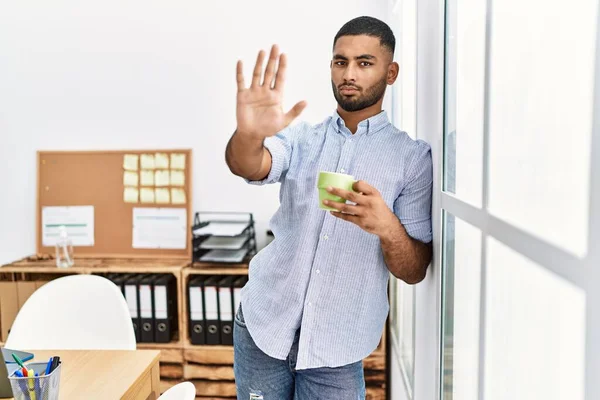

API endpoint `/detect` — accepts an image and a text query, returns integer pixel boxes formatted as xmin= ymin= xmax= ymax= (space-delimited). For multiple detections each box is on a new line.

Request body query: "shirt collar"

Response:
xmin=331 ymin=110 xmax=390 ymax=136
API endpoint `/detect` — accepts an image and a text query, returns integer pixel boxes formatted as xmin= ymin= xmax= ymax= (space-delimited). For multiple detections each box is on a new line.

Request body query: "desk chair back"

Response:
xmin=5 ymin=275 xmax=136 ymax=350
xmin=158 ymin=382 xmax=196 ymax=400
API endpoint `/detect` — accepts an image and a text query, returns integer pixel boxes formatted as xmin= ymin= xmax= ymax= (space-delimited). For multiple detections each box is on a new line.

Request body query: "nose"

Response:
xmin=342 ymin=62 xmax=358 ymax=82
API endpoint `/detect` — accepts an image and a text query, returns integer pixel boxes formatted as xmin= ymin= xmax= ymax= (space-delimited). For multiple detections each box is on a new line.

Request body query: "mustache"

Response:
xmin=338 ymin=84 xmax=361 ymax=91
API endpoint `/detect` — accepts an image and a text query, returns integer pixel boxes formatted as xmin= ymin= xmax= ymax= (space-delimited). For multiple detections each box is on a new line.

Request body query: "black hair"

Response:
xmin=333 ymin=16 xmax=395 ymax=56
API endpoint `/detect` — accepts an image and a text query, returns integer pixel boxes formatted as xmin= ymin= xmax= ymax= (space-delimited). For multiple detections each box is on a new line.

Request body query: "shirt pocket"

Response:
xmin=353 ymin=170 xmax=403 ymax=209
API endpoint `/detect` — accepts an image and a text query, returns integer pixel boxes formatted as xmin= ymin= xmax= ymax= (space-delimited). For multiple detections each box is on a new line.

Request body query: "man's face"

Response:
xmin=331 ymin=35 xmax=393 ymax=112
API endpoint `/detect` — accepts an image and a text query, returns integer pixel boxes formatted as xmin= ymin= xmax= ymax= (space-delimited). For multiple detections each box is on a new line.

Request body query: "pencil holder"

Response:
xmin=9 ymin=362 xmax=61 ymax=400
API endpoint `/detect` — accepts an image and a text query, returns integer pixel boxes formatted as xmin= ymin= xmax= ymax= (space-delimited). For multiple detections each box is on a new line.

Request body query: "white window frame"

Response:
xmin=391 ymin=0 xmax=600 ymax=398
xmin=438 ymin=0 xmax=600 ymax=399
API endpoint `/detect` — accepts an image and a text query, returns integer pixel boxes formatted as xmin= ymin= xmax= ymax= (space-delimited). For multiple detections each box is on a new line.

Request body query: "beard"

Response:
xmin=331 ymin=78 xmax=388 ymax=112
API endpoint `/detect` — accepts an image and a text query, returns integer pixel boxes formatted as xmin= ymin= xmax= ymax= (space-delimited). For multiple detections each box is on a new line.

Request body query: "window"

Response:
xmin=484 ymin=238 xmax=585 ymax=400
xmin=389 ymin=278 xmax=415 ymax=391
xmin=441 ymin=212 xmax=482 ymax=400
xmin=443 ymin=0 xmax=485 ymax=207
xmin=440 ymin=0 xmax=596 ymax=398
xmin=486 ymin=0 xmax=596 ymax=258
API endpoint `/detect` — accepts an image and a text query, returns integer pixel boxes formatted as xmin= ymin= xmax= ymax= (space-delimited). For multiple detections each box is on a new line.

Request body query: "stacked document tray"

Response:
xmin=191 ymin=212 xmax=257 ymax=264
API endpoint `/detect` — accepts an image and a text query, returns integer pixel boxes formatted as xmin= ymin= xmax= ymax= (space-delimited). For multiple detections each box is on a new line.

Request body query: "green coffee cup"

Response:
xmin=317 ymin=171 xmax=356 ymax=211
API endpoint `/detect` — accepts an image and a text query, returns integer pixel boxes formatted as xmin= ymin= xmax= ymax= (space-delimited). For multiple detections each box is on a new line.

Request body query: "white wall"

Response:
xmin=0 ymin=0 xmax=388 ymax=264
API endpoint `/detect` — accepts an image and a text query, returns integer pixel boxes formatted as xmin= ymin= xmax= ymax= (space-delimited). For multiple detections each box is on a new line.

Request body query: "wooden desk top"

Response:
xmin=9 ymin=350 xmax=160 ymax=400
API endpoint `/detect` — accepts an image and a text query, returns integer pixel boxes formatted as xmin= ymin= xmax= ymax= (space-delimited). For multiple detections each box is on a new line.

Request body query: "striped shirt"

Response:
xmin=240 ymin=110 xmax=433 ymax=370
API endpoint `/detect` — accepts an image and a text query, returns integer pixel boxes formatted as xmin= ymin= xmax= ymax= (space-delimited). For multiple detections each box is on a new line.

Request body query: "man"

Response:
xmin=225 ymin=16 xmax=433 ymax=400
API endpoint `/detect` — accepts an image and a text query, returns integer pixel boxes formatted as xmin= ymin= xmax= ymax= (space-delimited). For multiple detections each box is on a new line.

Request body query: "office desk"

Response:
xmin=10 ymin=350 xmax=160 ymax=400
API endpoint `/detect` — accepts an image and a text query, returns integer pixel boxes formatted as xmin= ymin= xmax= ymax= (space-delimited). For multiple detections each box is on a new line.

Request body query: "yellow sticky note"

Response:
xmin=141 ymin=154 xmax=155 ymax=169
xmin=171 ymin=188 xmax=186 ymax=204
xmin=170 ymin=170 xmax=185 ymax=186
xmin=155 ymin=188 xmax=170 ymax=204
xmin=171 ymin=153 xmax=186 ymax=170
xmin=123 ymin=154 xmax=139 ymax=171
xmin=140 ymin=188 xmax=155 ymax=203
xmin=124 ymin=187 xmax=139 ymax=203
xmin=155 ymin=153 xmax=169 ymax=169
xmin=140 ymin=170 xmax=154 ymax=186
xmin=155 ymin=170 xmax=170 ymax=186
xmin=123 ymin=171 xmax=138 ymax=186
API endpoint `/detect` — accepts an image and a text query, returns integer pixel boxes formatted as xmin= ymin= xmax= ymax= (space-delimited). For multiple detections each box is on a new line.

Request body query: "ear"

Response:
xmin=387 ymin=62 xmax=399 ymax=85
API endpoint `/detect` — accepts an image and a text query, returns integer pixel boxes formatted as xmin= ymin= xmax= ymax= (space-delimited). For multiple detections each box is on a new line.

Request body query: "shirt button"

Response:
xmin=340 ymin=168 xmax=345 ymax=173
xmin=316 ymin=270 xmax=321 ymax=274
xmin=323 ymin=234 xmax=329 ymax=240
xmin=308 ymin=302 xmax=312 ymax=306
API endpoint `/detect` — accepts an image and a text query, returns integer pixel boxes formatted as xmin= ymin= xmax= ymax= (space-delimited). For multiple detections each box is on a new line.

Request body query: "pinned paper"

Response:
xmin=171 ymin=153 xmax=186 ymax=170
xmin=140 ymin=188 xmax=155 ymax=203
xmin=155 ymin=153 xmax=169 ymax=169
xmin=140 ymin=170 xmax=154 ymax=186
xmin=123 ymin=171 xmax=139 ymax=186
xmin=155 ymin=170 xmax=170 ymax=186
xmin=123 ymin=154 xmax=139 ymax=171
xmin=170 ymin=170 xmax=185 ymax=186
xmin=171 ymin=188 xmax=186 ymax=204
xmin=132 ymin=207 xmax=186 ymax=249
xmin=155 ymin=188 xmax=170 ymax=204
xmin=124 ymin=187 xmax=139 ymax=203
xmin=42 ymin=206 xmax=95 ymax=246
xmin=141 ymin=154 xmax=156 ymax=169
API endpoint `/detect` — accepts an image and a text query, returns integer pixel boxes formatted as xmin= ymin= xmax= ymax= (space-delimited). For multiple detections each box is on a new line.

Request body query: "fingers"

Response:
xmin=330 ymin=211 xmax=360 ymax=225
xmin=352 ymin=180 xmax=377 ymax=195
xmin=322 ymin=200 xmax=362 ymax=216
xmin=273 ymin=53 xmax=287 ymax=91
xmin=326 ymin=186 xmax=362 ymax=204
xmin=236 ymin=60 xmax=245 ymax=92
xmin=284 ymin=101 xmax=307 ymax=125
xmin=263 ymin=45 xmax=279 ymax=88
xmin=251 ymin=50 xmax=266 ymax=88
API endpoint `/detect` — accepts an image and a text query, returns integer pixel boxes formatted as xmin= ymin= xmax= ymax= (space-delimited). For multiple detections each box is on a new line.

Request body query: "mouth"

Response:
xmin=339 ymin=86 xmax=360 ymax=95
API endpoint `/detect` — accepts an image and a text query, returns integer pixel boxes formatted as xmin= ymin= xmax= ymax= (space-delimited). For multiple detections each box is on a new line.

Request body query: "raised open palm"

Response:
xmin=236 ymin=45 xmax=306 ymax=140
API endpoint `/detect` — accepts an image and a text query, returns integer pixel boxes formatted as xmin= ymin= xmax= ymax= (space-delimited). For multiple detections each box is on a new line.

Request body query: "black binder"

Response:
xmin=153 ymin=274 xmax=177 ymax=343
xmin=218 ymin=276 xmax=235 ymax=346
xmin=233 ymin=275 xmax=248 ymax=316
xmin=139 ymin=274 xmax=156 ymax=343
xmin=203 ymin=276 xmax=221 ymax=345
xmin=124 ymin=274 xmax=143 ymax=342
xmin=188 ymin=276 xmax=207 ymax=345
xmin=110 ymin=273 xmax=132 ymax=295
xmin=104 ymin=273 xmax=118 ymax=284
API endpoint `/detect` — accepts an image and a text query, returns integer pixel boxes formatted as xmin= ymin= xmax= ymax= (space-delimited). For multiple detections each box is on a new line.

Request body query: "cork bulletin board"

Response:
xmin=37 ymin=149 xmax=192 ymax=258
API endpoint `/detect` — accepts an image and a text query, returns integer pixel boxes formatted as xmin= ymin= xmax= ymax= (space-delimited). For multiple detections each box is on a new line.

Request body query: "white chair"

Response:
xmin=158 ymin=382 xmax=196 ymax=400
xmin=5 ymin=275 xmax=136 ymax=350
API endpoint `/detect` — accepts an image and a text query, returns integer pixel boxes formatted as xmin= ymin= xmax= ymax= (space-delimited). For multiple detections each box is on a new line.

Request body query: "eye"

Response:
xmin=360 ymin=62 xmax=372 ymax=67
xmin=334 ymin=61 xmax=346 ymax=66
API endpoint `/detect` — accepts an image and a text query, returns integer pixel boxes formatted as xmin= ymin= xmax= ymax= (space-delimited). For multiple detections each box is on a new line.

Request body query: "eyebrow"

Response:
xmin=333 ymin=54 xmax=377 ymax=61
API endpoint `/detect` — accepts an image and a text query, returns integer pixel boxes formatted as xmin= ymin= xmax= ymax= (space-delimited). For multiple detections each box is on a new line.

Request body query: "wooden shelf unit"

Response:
xmin=0 ymin=257 xmax=387 ymax=399
xmin=0 ymin=257 xmax=189 ymax=387
xmin=188 ymin=261 xmax=249 ymax=275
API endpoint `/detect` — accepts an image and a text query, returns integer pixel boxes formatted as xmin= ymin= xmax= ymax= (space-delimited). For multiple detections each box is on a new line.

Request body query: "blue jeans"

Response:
xmin=233 ymin=304 xmax=366 ymax=400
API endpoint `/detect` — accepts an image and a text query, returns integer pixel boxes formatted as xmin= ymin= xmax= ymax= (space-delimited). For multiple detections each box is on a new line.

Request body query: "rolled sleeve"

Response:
xmin=245 ymin=127 xmax=294 ymax=186
xmin=394 ymin=141 xmax=433 ymax=243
